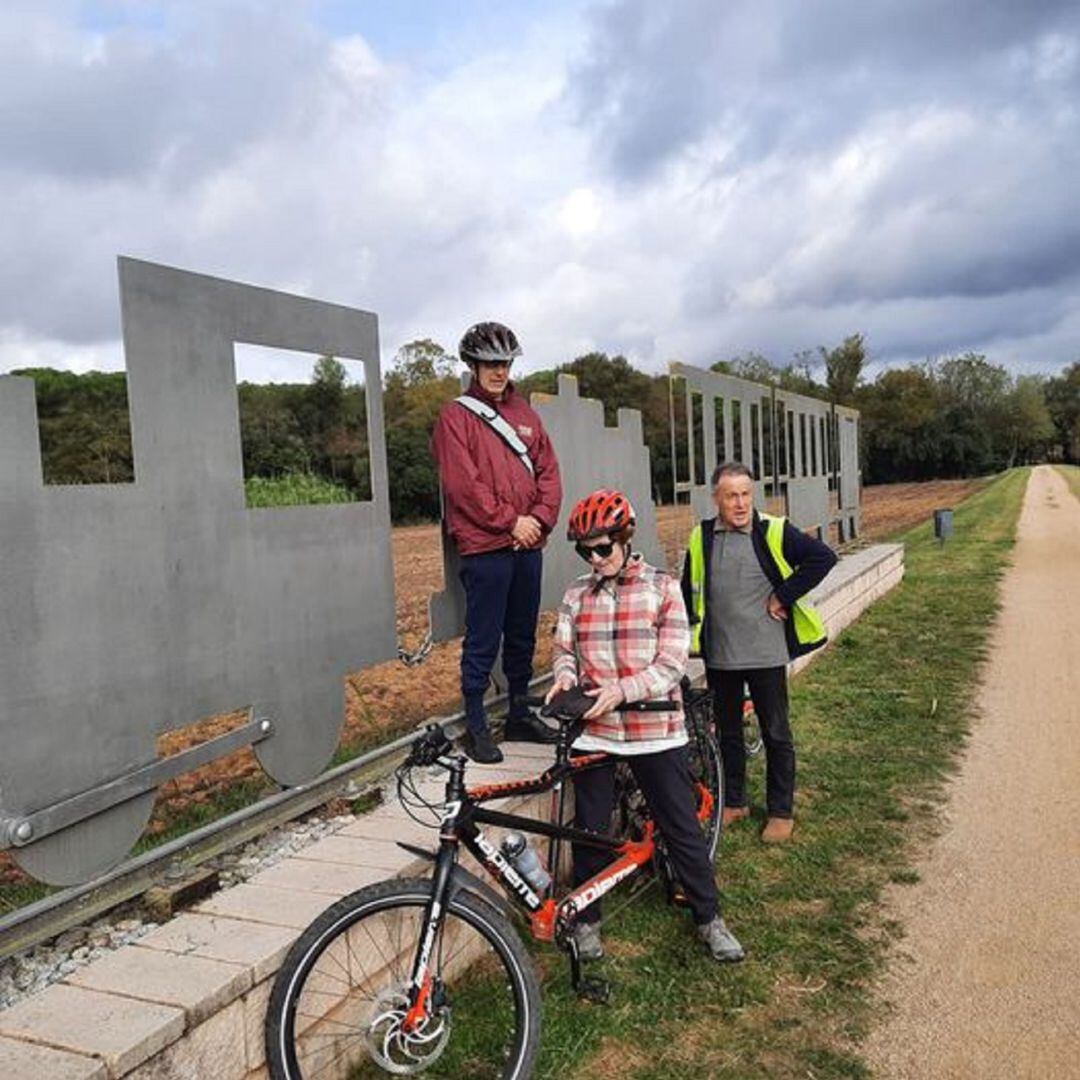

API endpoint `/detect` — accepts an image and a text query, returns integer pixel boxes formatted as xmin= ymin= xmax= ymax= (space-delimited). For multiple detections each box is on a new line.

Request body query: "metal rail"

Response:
xmin=0 ymin=693 xmax=507 ymax=961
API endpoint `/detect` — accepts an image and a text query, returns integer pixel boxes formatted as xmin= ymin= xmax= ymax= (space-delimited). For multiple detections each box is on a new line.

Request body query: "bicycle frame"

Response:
xmin=461 ymin=751 xmax=661 ymax=944
xmin=399 ymin=730 xmax=717 ymax=1030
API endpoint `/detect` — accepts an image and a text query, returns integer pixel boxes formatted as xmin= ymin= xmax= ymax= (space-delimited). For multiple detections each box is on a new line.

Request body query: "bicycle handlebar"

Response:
xmin=404 ymin=724 xmax=454 ymax=767
xmin=403 ymin=693 xmax=679 ymax=769
xmin=521 ymin=694 xmax=678 ymax=714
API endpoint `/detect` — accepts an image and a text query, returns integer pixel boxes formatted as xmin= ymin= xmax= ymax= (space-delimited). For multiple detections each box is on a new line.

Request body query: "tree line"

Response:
xmin=8 ymin=335 xmax=1079 ymax=523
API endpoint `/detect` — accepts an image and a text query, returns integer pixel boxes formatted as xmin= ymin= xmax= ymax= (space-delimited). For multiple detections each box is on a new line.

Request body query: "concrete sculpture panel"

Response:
xmin=669 ymin=362 xmax=860 ymax=539
xmin=0 ymin=258 xmax=396 ymax=884
xmin=430 ymin=373 xmax=662 ymax=645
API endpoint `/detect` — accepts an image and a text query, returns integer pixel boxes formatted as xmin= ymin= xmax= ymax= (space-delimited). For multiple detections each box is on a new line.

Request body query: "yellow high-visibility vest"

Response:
xmin=685 ymin=514 xmax=827 ymax=658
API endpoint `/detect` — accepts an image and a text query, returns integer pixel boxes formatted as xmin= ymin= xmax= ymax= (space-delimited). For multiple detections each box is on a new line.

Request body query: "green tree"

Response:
xmin=13 ymin=368 xmax=134 ymax=484
xmin=559 ymin=352 xmax=653 ymax=424
xmin=820 ymin=333 xmax=865 ymax=404
xmin=935 ymin=353 xmax=1012 ymax=475
xmin=383 ymin=339 xmax=459 ymax=522
xmin=1004 ymin=376 xmax=1055 ymax=466
xmin=1044 ymin=361 xmax=1080 ymax=462
xmin=711 ymin=351 xmax=824 ymax=397
xmin=857 ymin=364 xmax=946 ymax=481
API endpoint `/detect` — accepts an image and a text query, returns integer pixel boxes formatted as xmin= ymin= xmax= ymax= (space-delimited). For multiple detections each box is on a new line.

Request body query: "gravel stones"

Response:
xmin=0 ymin=807 xmax=359 ymax=1013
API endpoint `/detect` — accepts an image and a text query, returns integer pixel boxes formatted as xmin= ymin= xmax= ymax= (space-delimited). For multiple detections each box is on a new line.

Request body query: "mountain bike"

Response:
xmin=264 ymin=691 xmax=722 ymax=1080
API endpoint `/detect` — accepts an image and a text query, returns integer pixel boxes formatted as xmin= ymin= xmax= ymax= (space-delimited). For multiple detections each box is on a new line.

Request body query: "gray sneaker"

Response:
xmin=571 ymin=921 xmax=604 ymax=961
xmin=697 ymin=917 xmax=745 ymax=963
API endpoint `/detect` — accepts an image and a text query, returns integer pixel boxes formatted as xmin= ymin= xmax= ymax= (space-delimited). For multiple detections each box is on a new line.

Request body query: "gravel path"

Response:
xmin=864 ymin=466 xmax=1080 ymax=1078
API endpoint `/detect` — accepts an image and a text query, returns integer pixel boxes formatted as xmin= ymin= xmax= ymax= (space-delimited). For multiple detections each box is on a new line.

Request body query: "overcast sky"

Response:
xmin=2 ymin=0 xmax=1078 ymax=383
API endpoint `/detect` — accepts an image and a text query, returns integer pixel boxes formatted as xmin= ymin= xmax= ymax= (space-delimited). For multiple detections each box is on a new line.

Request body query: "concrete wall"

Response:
xmin=669 ymin=362 xmax=861 ymax=540
xmin=0 ymin=259 xmax=397 ymax=884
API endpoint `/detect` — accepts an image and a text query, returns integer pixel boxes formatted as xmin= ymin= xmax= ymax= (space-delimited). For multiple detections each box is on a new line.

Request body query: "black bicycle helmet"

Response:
xmin=459 ymin=321 xmax=522 ymax=364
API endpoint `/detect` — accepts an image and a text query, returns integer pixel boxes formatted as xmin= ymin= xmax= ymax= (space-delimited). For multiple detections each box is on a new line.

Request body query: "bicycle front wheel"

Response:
xmin=265 ymin=877 xmax=541 ymax=1080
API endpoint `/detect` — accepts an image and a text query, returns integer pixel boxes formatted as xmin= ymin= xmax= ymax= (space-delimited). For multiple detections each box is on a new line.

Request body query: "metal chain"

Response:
xmin=397 ymin=629 xmax=434 ymax=667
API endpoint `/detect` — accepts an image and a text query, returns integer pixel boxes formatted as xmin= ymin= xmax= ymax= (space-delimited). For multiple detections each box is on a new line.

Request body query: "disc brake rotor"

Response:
xmin=364 ymin=985 xmax=451 ymax=1075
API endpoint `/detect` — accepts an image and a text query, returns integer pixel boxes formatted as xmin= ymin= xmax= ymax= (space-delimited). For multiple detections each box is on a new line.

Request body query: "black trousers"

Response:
xmin=571 ymin=745 xmax=719 ymax=926
xmin=708 ymin=666 xmax=794 ymax=818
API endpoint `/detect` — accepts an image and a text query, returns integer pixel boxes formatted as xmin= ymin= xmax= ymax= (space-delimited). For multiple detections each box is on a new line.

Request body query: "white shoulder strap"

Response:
xmin=455 ymin=395 xmax=535 ymax=476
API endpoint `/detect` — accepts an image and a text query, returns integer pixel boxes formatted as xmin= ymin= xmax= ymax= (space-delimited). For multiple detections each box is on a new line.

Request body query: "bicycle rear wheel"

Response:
xmin=684 ymin=695 xmax=724 ymax=858
xmin=265 ymin=878 xmax=541 ymax=1080
xmin=743 ymin=698 xmax=764 ymax=759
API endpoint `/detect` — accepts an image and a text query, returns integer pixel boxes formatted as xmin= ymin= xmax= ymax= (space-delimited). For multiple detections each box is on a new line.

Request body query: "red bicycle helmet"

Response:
xmin=567 ymin=488 xmax=636 ymax=541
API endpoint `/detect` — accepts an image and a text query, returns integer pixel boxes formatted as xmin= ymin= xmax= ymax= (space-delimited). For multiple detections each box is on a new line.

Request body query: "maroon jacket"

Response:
xmin=431 ymin=380 xmax=562 ymax=556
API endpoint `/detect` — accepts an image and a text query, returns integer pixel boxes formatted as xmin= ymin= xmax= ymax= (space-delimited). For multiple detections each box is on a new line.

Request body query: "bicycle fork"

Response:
xmin=402 ymin=836 xmax=457 ymax=1032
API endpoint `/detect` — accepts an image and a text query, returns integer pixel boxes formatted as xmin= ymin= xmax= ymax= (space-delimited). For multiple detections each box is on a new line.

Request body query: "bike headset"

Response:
xmin=567 ymin=488 xmax=636 ymax=578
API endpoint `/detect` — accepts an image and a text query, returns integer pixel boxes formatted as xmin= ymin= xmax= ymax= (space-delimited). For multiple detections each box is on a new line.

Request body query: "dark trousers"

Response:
xmin=459 ymin=548 xmax=543 ymax=734
xmin=571 ymin=746 xmax=719 ymax=926
xmin=708 ymin=666 xmax=795 ymax=818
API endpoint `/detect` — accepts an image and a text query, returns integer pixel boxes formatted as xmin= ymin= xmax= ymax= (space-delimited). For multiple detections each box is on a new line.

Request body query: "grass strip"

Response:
xmin=521 ymin=468 xmax=1028 ymax=1080
xmin=1054 ymin=463 xmax=1080 ymax=501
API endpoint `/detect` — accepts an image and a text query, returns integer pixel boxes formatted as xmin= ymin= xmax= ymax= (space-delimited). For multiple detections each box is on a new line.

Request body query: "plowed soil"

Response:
xmin=0 ymin=477 xmax=987 ymax=890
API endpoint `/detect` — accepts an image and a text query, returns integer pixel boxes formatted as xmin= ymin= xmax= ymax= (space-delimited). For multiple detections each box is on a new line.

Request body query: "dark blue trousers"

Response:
xmin=459 ymin=548 xmax=543 ymax=734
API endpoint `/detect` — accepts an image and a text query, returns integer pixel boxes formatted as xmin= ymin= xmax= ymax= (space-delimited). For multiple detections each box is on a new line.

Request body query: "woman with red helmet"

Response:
xmin=547 ymin=488 xmax=745 ymax=964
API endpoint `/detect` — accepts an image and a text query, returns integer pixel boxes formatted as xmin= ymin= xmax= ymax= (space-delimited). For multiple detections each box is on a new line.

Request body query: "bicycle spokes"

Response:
xmin=282 ymin=895 xmax=530 ymax=1079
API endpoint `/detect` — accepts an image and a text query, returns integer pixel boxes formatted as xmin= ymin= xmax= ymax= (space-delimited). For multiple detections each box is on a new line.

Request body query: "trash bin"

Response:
xmin=933 ymin=508 xmax=953 ymax=542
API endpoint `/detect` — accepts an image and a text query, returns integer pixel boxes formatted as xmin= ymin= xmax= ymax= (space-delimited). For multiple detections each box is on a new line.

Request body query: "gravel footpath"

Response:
xmin=863 ymin=466 xmax=1080 ymax=1078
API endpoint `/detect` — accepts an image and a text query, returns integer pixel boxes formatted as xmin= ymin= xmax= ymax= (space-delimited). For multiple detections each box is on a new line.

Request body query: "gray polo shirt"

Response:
xmin=706 ymin=525 xmax=789 ymax=670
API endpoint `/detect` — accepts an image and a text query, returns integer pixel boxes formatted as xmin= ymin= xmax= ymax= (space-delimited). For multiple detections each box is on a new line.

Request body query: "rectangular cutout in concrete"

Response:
xmin=17 ymin=367 xmax=135 ymax=486
xmin=233 ymin=345 xmax=372 ymax=509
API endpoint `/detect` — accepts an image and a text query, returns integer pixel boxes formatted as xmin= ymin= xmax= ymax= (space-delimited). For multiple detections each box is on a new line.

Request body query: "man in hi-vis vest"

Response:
xmin=681 ymin=462 xmax=836 ymax=842
xmin=431 ymin=322 xmax=563 ymax=764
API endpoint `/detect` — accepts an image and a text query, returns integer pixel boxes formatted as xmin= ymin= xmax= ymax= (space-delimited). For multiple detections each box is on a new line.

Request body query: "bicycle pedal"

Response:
xmin=670 ymin=889 xmax=690 ymax=908
xmin=577 ymin=975 xmax=611 ymax=1005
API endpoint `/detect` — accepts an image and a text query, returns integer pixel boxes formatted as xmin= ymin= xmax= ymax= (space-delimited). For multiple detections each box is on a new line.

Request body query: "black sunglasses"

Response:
xmin=575 ymin=540 xmax=616 ymax=562
xmin=476 ymin=359 xmax=513 ymax=370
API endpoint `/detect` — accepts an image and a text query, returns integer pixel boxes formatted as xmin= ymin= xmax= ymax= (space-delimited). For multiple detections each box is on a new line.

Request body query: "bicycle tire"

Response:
xmin=743 ymin=701 xmax=764 ymax=759
xmin=684 ymin=695 xmax=724 ymax=858
xmin=609 ymin=696 xmax=724 ymax=906
xmin=265 ymin=877 xmax=542 ymax=1080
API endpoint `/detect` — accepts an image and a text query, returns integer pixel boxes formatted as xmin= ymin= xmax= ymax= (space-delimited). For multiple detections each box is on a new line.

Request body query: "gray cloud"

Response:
xmin=569 ymin=0 xmax=1080 ymax=179
xmin=1 ymin=1 xmax=1078 ymax=382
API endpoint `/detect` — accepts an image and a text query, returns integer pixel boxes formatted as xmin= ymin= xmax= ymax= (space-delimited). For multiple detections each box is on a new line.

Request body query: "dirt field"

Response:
xmin=863 ymin=466 xmax=1080 ymax=1077
xmin=0 ymin=477 xmax=988 ymax=889
xmin=157 ymin=477 xmax=988 ymax=818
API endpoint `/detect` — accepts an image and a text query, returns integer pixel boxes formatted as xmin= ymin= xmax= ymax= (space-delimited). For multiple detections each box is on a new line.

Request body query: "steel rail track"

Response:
xmin=0 ymin=698 xmax=496 ymax=961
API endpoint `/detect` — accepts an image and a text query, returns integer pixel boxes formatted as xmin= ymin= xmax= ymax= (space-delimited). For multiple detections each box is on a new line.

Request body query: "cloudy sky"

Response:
xmin=1 ymin=0 xmax=1078 ymax=383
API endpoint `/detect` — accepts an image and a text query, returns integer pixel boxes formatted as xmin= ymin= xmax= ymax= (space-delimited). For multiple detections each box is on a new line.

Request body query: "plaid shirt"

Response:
xmin=552 ymin=553 xmax=689 ymax=743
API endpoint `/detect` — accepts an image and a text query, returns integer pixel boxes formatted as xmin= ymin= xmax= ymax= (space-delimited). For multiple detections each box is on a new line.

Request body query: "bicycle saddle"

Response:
xmin=540 ymin=686 xmax=596 ymax=723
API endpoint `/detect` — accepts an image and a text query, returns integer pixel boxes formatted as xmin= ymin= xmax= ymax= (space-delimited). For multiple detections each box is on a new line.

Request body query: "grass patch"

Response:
xmin=133 ymin=778 xmax=275 ymax=854
xmin=0 ymin=877 xmax=54 ymax=917
xmin=1054 ymin=463 xmax=1080 ymax=501
xmin=511 ymin=469 xmax=1028 ymax=1079
xmin=244 ymin=472 xmax=357 ymax=508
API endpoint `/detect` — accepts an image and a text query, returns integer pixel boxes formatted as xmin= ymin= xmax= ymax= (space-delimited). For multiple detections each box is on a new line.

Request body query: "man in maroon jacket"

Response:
xmin=431 ymin=322 xmax=563 ymax=763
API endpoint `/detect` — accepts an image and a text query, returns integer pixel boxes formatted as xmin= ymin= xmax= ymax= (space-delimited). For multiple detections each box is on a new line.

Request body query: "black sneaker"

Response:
xmin=503 ymin=710 xmax=560 ymax=744
xmin=464 ymin=729 xmax=504 ymax=764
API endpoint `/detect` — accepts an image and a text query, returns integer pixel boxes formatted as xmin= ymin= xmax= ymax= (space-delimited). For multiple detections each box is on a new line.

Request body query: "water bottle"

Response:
xmin=500 ymin=832 xmax=551 ymax=895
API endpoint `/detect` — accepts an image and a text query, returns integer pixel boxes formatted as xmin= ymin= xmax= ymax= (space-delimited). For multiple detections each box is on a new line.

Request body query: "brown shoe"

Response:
xmin=762 ymin=817 xmax=794 ymax=843
xmin=722 ymin=806 xmax=750 ymax=827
